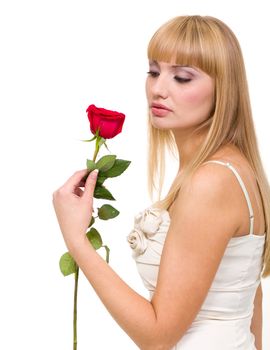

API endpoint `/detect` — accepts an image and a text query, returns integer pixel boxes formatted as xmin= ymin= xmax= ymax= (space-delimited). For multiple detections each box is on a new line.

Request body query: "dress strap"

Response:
xmin=203 ymin=160 xmax=254 ymax=235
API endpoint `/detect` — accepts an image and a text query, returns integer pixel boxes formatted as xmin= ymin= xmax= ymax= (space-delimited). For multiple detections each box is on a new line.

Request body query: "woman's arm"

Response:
xmin=53 ymin=165 xmax=242 ymax=350
xmin=250 ymin=283 xmax=263 ymax=350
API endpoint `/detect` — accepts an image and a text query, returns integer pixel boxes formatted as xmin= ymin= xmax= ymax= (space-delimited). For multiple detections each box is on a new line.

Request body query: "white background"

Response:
xmin=0 ymin=0 xmax=269 ymax=349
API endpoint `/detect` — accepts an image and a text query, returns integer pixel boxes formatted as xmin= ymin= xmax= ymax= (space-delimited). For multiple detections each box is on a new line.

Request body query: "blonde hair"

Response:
xmin=147 ymin=15 xmax=270 ymax=278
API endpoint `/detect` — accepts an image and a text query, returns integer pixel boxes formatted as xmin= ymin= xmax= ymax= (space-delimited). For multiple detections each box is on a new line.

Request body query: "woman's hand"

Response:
xmin=52 ymin=169 xmax=99 ymax=251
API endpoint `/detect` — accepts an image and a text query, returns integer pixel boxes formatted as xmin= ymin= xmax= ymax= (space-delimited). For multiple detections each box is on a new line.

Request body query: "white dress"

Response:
xmin=127 ymin=160 xmax=266 ymax=349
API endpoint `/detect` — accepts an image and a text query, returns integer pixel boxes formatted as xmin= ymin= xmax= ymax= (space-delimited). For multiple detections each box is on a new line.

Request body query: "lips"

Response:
xmin=150 ymin=103 xmax=172 ymax=117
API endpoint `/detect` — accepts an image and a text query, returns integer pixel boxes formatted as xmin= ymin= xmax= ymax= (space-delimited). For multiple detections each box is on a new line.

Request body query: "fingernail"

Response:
xmin=90 ymin=169 xmax=99 ymax=178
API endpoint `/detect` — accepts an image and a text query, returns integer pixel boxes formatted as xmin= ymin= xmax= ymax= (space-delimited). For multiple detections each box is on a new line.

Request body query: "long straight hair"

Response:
xmin=147 ymin=16 xmax=270 ymax=278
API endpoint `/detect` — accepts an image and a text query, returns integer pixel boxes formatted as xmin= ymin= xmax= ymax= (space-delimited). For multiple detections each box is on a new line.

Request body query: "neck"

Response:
xmin=173 ymin=127 xmax=208 ymax=172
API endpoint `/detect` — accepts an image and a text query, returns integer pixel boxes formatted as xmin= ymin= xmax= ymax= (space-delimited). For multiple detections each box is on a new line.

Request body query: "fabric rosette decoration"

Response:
xmin=135 ymin=207 xmax=163 ymax=237
xmin=127 ymin=207 xmax=166 ymax=257
xmin=127 ymin=228 xmax=148 ymax=257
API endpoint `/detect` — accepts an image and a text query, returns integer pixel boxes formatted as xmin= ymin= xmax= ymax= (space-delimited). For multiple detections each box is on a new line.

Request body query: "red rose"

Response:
xmin=86 ymin=104 xmax=125 ymax=139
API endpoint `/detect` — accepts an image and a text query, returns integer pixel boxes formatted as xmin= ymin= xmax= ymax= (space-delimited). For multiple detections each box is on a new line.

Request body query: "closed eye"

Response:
xmin=174 ymin=76 xmax=192 ymax=83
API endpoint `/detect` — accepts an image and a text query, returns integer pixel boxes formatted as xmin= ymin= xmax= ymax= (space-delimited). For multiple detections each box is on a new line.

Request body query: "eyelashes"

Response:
xmin=147 ymin=71 xmax=159 ymax=78
xmin=174 ymin=76 xmax=192 ymax=83
xmin=146 ymin=71 xmax=192 ymax=83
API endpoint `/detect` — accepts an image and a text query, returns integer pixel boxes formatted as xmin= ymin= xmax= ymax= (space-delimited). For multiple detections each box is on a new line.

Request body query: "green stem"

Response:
xmin=92 ymin=130 xmax=101 ymax=163
xmin=73 ymin=266 xmax=79 ymax=350
xmin=92 ymin=138 xmax=100 ymax=162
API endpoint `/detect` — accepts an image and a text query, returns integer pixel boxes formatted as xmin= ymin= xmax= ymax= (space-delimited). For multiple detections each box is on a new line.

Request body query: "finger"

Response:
xmin=83 ymin=169 xmax=99 ymax=199
xmin=78 ymin=171 xmax=93 ymax=188
xmin=78 ymin=179 xmax=87 ymax=188
xmin=74 ymin=187 xmax=84 ymax=197
xmin=62 ymin=169 xmax=89 ymax=193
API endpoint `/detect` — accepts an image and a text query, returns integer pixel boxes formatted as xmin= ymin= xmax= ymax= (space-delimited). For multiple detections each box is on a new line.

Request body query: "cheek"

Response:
xmin=182 ymin=85 xmax=213 ymax=107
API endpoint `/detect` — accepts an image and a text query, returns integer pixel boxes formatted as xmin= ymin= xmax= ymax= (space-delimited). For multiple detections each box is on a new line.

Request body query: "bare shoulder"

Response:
xmin=183 ymin=160 xmax=239 ymax=197
xmin=170 ymin=161 xmax=244 ymax=237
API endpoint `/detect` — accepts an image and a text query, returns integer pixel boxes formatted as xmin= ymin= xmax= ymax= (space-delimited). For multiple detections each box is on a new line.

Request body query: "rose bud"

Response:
xmin=86 ymin=104 xmax=125 ymax=139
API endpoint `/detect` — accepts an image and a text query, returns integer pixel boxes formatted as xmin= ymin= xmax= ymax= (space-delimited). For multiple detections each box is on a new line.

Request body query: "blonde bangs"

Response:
xmin=147 ymin=16 xmax=217 ymax=76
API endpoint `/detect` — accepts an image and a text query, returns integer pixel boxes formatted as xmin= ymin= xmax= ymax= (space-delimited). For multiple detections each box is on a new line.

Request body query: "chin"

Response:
xmin=150 ymin=116 xmax=192 ymax=131
xmin=150 ymin=116 xmax=172 ymax=129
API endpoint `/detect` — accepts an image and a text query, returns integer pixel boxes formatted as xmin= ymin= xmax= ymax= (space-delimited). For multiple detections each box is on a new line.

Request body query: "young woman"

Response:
xmin=53 ymin=15 xmax=270 ymax=350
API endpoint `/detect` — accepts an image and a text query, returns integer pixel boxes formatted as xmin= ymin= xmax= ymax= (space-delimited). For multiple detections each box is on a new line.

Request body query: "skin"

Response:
xmin=146 ymin=60 xmax=215 ymax=169
xmin=52 ymin=60 xmax=264 ymax=349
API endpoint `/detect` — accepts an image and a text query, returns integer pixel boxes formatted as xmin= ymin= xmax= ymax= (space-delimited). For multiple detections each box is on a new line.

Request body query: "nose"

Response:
xmin=148 ymin=74 xmax=169 ymax=99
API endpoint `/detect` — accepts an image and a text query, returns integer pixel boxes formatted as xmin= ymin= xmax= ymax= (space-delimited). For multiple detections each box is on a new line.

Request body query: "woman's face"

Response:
xmin=145 ymin=60 xmax=215 ymax=131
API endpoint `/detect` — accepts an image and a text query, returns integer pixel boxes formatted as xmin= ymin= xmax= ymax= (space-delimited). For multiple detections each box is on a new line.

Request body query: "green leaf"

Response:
xmin=59 ymin=252 xmax=77 ymax=276
xmin=103 ymin=159 xmax=131 ymax=178
xmin=97 ymin=175 xmax=107 ymax=185
xmin=94 ymin=185 xmax=115 ymax=200
xmin=80 ymin=135 xmax=96 ymax=142
xmin=103 ymin=245 xmax=110 ymax=263
xmin=88 ymin=216 xmax=95 ymax=228
xmin=98 ymin=204 xmax=120 ymax=220
xmin=86 ymin=227 xmax=103 ymax=250
xmin=96 ymin=155 xmax=116 ymax=172
xmin=86 ymin=159 xmax=96 ymax=171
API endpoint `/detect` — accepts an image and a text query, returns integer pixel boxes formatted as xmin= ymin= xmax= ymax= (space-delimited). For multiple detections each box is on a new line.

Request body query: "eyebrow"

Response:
xmin=172 ymin=64 xmax=188 ymax=68
xmin=149 ymin=60 xmax=198 ymax=71
xmin=149 ymin=60 xmax=159 ymax=66
xmin=149 ymin=60 xmax=188 ymax=67
xmin=172 ymin=64 xmax=199 ymax=73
